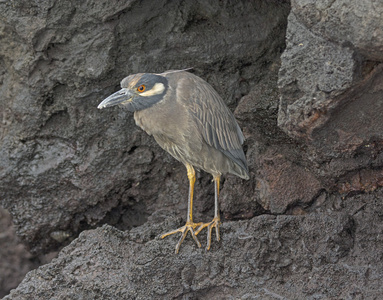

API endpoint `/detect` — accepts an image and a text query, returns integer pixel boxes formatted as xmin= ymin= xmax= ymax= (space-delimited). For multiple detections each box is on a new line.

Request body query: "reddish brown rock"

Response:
xmin=257 ymin=149 xmax=322 ymax=213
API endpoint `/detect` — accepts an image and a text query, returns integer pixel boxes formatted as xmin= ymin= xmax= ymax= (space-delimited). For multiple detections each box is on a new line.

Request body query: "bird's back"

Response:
xmin=135 ymin=71 xmax=249 ymax=180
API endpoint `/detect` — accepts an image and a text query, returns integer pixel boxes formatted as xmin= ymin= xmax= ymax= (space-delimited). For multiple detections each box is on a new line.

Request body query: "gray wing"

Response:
xmin=179 ymin=74 xmax=248 ymax=173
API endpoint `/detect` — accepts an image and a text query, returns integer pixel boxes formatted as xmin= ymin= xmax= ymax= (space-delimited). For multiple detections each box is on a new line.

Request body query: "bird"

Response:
xmin=98 ymin=70 xmax=249 ymax=253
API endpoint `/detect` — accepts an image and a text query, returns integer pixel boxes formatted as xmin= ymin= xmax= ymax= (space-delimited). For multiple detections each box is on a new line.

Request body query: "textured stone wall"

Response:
xmin=1 ymin=0 xmax=383 ymax=298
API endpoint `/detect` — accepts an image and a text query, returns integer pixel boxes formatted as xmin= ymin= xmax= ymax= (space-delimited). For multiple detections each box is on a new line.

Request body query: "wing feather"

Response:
xmin=178 ymin=74 xmax=248 ymax=174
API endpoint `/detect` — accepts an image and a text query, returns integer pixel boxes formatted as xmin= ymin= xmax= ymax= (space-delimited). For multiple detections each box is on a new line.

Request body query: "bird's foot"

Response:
xmin=161 ymin=221 xmax=203 ymax=254
xmin=195 ymin=216 xmax=221 ymax=250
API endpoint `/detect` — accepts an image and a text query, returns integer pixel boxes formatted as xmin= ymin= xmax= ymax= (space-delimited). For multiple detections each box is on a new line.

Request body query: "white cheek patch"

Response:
xmin=140 ymin=83 xmax=165 ymax=97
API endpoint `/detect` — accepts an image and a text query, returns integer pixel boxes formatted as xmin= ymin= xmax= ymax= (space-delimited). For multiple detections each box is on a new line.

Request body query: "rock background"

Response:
xmin=1 ymin=0 xmax=382 ymax=299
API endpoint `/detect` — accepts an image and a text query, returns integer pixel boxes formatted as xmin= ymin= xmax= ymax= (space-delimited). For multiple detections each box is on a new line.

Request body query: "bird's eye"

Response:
xmin=137 ymin=85 xmax=146 ymax=93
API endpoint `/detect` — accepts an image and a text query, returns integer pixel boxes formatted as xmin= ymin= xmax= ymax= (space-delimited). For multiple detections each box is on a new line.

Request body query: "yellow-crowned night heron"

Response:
xmin=98 ymin=70 xmax=249 ymax=253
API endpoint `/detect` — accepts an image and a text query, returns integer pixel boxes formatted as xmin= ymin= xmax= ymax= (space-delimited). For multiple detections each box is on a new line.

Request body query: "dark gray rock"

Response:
xmin=278 ymin=0 xmax=383 ymax=190
xmin=278 ymin=12 xmax=355 ymax=137
xmin=5 ymin=190 xmax=383 ymax=299
xmin=0 ymin=208 xmax=40 ymax=298
xmin=292 ymin=0 xmax=383 ymax=61
xmin=1 ymin=0 xmax=383 ymax=298
xmin=0 ymin=0 xmax=290 ymax=255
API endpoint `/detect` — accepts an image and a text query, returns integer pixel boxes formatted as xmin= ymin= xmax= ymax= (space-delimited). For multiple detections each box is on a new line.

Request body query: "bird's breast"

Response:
xmin=133 ymin=101 xmax=185 ymax=142
xmin=133 ymin=110 xmax=153 ymax=135
xmin=133 ymin=101 xmax=204 ymax=165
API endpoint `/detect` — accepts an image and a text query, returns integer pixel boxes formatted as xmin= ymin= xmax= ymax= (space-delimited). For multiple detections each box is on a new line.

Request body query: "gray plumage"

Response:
xmin=98 ymin=70 xmax=249 ymax=253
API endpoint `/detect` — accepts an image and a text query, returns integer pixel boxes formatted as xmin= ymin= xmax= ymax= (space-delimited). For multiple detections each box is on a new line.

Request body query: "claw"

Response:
xmin=195 ymin=216 xmax=221 ymax=250
xmin=162 ymin=221 xmax=203 ymax=254
xmin=161 ymin=167 xmax=222 ymax=253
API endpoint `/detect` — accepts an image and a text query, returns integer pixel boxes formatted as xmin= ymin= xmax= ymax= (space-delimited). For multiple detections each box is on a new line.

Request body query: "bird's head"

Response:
xmin=97 ymin=73 xmax=168 ymax=112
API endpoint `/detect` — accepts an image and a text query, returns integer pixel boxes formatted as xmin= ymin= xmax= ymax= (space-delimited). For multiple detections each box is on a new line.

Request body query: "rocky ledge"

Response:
xmin=1 ymin=0 xmax=383 ymax=298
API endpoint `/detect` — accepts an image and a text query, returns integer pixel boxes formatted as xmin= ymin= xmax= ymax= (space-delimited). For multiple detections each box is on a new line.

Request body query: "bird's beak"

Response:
xmin=97 ymin=88 xmax=134 ymax=109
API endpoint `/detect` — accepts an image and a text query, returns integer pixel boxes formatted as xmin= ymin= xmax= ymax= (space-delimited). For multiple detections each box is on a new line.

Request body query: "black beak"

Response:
xmin=97 ymin=88 xmax=134 ymax=109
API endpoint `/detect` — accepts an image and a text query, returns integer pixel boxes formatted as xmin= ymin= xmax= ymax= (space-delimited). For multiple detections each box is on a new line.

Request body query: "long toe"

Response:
xmin=195 ymin=217 xmax=221 ymax=251
xmin=162 ymin=222 xmax=203 ymax=254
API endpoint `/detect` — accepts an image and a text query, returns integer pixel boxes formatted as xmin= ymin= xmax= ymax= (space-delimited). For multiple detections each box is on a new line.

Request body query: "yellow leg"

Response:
xmin=195 ymin=175 xmax=221 ymax=250
xmin=161 ymin=163 xmax=203 ymax=253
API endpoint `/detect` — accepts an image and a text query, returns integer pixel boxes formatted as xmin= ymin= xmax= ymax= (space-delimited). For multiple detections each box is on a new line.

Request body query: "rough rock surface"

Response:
xmin=5 ymin=190 xmax=383 ymax=299
xmin=0 ymin=208 xmax=38 ymax=298
xmin=278 ymin=0 xmax=383 ymax=189
xmin=0 ymin=0 xmax=289 ymax=256
xmin=0 ymin=207 xmax=57 ymax=298
xmin=1 ymin=0 xmax=383 ymax=298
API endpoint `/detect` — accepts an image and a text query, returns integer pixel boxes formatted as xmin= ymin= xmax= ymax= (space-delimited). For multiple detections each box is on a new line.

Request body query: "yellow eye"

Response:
xmin=137 ymin=85 xmax=146 ymax=93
